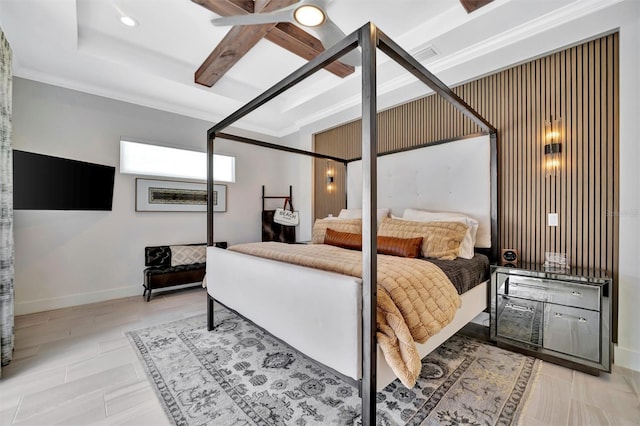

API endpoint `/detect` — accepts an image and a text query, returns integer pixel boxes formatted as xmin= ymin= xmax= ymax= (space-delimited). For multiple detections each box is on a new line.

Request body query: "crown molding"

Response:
xmin=293 ymin=0 xmax=624 ymax=131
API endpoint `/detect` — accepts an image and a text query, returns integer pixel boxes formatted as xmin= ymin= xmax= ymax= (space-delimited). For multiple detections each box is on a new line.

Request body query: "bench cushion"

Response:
xmin=145 ymin=262 xmax=206 ymax=276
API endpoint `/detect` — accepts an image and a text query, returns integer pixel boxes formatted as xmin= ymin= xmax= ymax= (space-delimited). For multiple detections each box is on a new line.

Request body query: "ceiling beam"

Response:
xmin=194 ymin=0 xmax=294 ymax=87
xmin=265 ymin=23 xmax=355 ymax=77
xmin=192 ymin=0 xmax=256 ymax=16
xmin=195 ymin=24 xmax=277 ymax=87
xmin=459 ymin=0 xmax=494 ymax=13
xmin=193 ymin=0 xmax=354 ymax=87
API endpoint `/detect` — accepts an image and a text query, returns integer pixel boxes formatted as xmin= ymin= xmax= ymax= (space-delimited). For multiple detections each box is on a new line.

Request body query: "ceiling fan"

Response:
xmin=210 ymin=0 xmax=361 ymax=66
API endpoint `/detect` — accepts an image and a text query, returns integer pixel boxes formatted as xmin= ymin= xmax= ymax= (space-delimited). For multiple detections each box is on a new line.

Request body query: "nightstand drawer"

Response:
xmin=543 ymin=304 xmax=600 ymax=362
xmin=496 ymin=295 xmax=543 ymax=347
xmin=497 ymin=274 xmax=600 ymax=311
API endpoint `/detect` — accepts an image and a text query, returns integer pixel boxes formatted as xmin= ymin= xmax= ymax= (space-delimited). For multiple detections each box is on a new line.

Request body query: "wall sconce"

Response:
xmin=544 ymin=117 xmax=563 ymax=177
xmin=326 ymin=161 xmax=334 ymax=192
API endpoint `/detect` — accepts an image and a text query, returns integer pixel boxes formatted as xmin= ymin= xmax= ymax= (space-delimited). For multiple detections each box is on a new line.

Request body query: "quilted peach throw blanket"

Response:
xmin=228 ymin=242 xmax=461 ymax=388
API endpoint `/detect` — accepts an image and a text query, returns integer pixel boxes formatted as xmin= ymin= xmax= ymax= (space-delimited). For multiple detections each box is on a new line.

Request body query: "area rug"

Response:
xmin=127 ymin=304 xmax=539 ymax=425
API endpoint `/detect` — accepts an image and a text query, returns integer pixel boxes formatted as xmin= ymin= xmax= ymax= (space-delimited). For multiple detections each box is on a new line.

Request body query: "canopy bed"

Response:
xmin=204 ymin=22 xmax=498 ymax=425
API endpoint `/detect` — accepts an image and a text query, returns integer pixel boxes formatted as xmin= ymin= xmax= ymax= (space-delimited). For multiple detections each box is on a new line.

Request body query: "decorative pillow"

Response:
xmin=338 ymin=208 xmax=391 ymax=224
xmin=402 ymin=208 xmax=479 ymax=259
xmin=324 ymin=228 xmax=423 ymax=258
xmin=378 ymin=217 xmax=468 ymax=260
xmin=324 ymin=228 xmax=362 ymax=251
xmin=145 ymin=246 xmax=172 ymax=267
xmin=312 ymin=218 xmax=361 ymax=244
xmin=377 ymin=235 xmax=423 ymax=258
xmin=170 ymin=245 xmax=206 ymax=267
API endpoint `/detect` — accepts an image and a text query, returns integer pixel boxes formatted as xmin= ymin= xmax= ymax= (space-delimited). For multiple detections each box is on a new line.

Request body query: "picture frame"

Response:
xmin=135 ymin=178 xmax=227 ymax=212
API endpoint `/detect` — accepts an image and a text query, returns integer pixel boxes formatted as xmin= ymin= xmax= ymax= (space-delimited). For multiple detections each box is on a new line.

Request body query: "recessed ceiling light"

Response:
xmin=120 ymin=16 xmax=138 ymax=27
xmin=293 ymin=5 xmax=325 ymax=27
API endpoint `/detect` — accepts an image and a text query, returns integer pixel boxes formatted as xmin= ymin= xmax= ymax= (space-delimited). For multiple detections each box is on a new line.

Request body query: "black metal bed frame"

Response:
xmin=205 ymin=22 xmax=498 ymax=425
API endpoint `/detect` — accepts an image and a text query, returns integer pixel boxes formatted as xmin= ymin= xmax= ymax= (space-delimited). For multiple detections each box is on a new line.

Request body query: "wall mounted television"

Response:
xmin=13 ymin=150 xmax=116 ymax=211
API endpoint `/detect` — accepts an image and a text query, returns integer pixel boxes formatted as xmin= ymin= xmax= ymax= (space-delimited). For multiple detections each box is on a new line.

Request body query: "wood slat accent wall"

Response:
xmin=314 ymin=33 xmax=619 ymax=337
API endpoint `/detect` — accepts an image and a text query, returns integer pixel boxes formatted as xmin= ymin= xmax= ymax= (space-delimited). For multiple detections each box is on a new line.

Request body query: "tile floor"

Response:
xmin=0 ymin=287 xmax=638 ymax=426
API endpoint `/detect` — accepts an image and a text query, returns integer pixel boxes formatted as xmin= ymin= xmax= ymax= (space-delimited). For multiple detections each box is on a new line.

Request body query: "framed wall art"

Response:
xmin=136 ymin=178 xmax=227 ymax=212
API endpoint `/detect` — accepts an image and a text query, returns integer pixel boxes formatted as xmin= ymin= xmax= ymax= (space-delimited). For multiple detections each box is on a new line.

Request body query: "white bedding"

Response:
xmin=207 ymin=247 xmax=362 ymax=380
xmin=207 ymin=246 xmax=487 ymax=391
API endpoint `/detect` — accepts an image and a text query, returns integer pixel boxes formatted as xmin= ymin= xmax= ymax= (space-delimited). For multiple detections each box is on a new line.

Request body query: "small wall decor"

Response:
xmin=136 ymin=178 xmax=226 ymax=212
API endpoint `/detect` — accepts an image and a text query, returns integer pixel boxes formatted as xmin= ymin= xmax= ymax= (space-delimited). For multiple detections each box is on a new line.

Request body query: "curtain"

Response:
xmin=0 ymin=26 xmax=14 ymax=378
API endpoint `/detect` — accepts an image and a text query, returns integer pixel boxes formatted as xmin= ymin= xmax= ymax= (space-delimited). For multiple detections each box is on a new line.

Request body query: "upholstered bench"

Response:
xmin=143 ymin=243 xmax=211 ymax=301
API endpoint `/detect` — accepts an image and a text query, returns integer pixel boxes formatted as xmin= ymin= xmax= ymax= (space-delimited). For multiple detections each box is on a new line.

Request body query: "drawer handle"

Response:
xmin=505 ymin=302 xmax=534 ymax=313
xmin=513 ymin=283 xmax=587 ymax=298
xmin=511 ymin=282 xmax=548 ymax=291
xmin=554 ymin=312 xmax=587 ymax=323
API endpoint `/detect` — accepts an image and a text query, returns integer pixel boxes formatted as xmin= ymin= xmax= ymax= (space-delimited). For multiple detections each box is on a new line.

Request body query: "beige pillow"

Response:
xmin=312 ymin=218 xmax=361 ymax=244
xmin=170 ymin=245 xmax=206 ymax=266
xmin=402 ymin=208 xmax=479 ymax=259
xmin=377 ymin=217 xmax=468 ymax=260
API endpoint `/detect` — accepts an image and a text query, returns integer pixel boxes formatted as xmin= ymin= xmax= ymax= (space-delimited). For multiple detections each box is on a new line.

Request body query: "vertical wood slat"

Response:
xmin=314 ymin=35 xmax=619 ymax=339
xmin=612 ymin=33 xmax=620 ymax=342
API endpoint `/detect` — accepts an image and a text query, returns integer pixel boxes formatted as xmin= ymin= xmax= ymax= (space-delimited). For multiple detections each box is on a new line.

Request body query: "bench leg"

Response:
xmin=143 ymin=274 xmax=152 ymax=302
xmin=207 ymin=294 xmax=215 ymax=331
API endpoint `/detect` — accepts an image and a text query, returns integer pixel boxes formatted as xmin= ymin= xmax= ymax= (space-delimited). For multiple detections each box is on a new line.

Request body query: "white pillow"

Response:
xmin=338 ymin=208 xmax=390 ymax=224
xmin=401 ymin=208 xmax=479 ymax=259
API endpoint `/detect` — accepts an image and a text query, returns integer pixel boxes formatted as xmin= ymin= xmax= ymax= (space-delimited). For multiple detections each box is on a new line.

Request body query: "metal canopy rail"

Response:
xmin=206 ymin=22 xmax=498 ymax=426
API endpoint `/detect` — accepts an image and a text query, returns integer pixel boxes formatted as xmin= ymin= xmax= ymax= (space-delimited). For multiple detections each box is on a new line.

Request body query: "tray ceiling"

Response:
xmin=0 ymin=0 xmax=624 ymax=136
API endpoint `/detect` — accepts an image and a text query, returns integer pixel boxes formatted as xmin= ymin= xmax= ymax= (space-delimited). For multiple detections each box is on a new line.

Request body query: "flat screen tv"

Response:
xmin=13 ymin=150 xmax=115 ymax=211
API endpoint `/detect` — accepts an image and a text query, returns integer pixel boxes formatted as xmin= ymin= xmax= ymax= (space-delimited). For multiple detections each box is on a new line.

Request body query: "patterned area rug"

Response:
xmin=127 ymin=304 xmax=539 ymax=425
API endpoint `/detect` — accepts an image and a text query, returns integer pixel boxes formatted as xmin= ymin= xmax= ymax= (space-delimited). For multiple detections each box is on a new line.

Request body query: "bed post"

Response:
xmin=207 ymin=130 xmax=215 ymax=331
xmin=489 ymin=131 xmax=499 ymax=262
xmin=360 ymin=22 xmax=378 ymax=426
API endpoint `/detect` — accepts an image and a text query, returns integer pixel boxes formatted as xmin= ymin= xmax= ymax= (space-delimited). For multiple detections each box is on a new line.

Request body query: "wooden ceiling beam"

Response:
xmin=193 ymin=0 xmax=354 ymax=87
xmin=195 ymin=25 xmax=276 ymax=87
xmin=265 ymin=23 xmax=355 ymax=77
xmin=194 ymin=0 xmax=295 ymax=87
xmin=192 ymin=0 xmax=255 ymax=16
xmin=459 ymin=0 xmax=494 ymax=13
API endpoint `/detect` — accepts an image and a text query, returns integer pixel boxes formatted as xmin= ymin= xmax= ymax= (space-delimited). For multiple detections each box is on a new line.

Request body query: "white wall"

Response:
xmin=615 ymin=8 xmax=640 ymax=371
xmin=288 ymin=2 xmax=640 ymax=371
xmin=12 ymin=78 xmax=303 ymax=314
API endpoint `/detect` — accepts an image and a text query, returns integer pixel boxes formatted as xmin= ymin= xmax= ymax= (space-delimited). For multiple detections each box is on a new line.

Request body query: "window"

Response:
xmin=120 ymin=140 xmax=235 ymax=182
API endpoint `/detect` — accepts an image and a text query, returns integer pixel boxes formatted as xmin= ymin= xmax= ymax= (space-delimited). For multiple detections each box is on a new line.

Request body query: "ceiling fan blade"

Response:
xmin=211 ymin=8 xmax=295 ymax=27
xmin=314 ymin=18 xmax=361 ymax=66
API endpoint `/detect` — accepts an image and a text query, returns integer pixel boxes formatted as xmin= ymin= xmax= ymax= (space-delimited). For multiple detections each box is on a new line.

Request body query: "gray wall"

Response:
xmin=12 ymin=78 xmax=303 ymax=314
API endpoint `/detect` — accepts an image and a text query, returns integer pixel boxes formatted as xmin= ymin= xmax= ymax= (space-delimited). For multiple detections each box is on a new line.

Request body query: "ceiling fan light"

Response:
xmin=294 ymin=5 xmax=325 ymax=27
xmin=120 ymin=16 xmax=138 ymax=27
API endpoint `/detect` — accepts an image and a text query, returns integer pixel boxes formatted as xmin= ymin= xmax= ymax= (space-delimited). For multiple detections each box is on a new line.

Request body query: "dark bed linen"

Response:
xmin=426 ymin=254 xmax=490 ymax=294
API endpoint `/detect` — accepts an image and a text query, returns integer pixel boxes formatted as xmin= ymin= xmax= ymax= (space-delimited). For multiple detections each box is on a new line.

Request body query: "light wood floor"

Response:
xmin=1 ymin=287 xmax=638 ymax=426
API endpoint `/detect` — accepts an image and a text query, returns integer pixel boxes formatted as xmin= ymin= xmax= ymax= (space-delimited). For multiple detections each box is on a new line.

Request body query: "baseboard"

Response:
xmin=614 ymin=345 xmax=640 ymax=372
xmin=15 ymin=285 xmax=143 ymax=315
